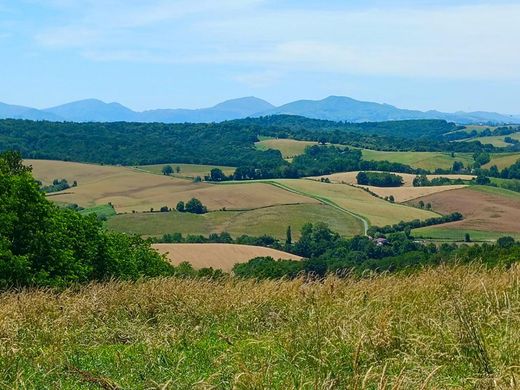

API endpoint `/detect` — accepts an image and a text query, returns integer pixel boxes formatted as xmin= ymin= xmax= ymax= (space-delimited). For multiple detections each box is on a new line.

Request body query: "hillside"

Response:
xmin=1 ymin=265 xmax=518 ymax=388
xmin=1 ymin=96 xmax=518 ymax=124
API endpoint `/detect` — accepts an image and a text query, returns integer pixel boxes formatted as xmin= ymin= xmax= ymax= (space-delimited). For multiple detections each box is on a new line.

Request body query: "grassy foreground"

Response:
xmin=1 ymin=265 xmax=519 ymax=388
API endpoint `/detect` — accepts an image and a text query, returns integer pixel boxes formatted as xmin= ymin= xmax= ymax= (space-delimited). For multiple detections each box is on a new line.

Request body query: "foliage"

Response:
xmin=357 ymin=171 xmax=404 ymax=187
xmin=0 ymin=151 xmax=174 ymax=288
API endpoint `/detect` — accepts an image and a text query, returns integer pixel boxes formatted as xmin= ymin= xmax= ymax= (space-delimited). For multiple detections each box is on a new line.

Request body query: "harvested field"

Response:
xmin=255 ymin=137 xmax=317 ymax=158
xmin=108 ymin=203 xmax=363 ymax=239
xmin=272 ymin=179 xmax=437 ymax=226
xmin=312 ymin=171 xmax=473 ymax=202
xmin=153 ymin=243 xmax=301 ymax=271
xmin=27 ymin=160 xmax=317 ymax=213
xmin=406 ymin=186 xmax=520 ymax=233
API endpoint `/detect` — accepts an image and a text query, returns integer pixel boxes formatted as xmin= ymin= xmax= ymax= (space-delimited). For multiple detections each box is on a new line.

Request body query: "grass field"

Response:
xmin=255 ymin=137 xmax=318 ymax=159
xmin=360 ymin=150 xmax=474 ymax=170
xmin=137 ymin=163 xmax=235 ymax=178
xmin=28 ymin=160 xmax=317 ymax=213
xmin=153 ymin=243 xmax=301 ymax=271
xmin=271 ymin=179 xmax=438 ymax=227
xmin=108 ymin=204 xmax=363 ymax=239
xmin=413 ymin=226 xmax=520 ymax=242
xmin=484 ymin=153 xmax=520 ymax=169
xmin=461 ymin=132 xmax=520 ymax=147
xmin=1 ymin=265 xmax=518 ymax=388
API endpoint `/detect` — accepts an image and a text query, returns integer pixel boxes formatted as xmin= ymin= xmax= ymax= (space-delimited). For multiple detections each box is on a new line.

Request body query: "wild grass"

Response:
xmin=1 ymin=264 xmax=519 ymax=388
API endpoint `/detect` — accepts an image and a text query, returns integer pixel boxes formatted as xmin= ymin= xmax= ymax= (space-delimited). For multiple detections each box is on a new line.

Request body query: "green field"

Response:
xmin=360 ymin=149 xmax=474 ymax=170
xmin=461 ymin=132 xmax=520 ymax=147
xmin=255 ymin=137 xmax=318 ymax=159
xmin=413 ymin=226 xmax=520 ymax=242
xmin=136 ymin=163 xmax=235 ymax=178
xmin=79 ymin=204 xmax=116 ymax=219
xmin=484 ymin=153 xmax=520 ymax=169
xmin=108 ymin=203 xmax=363 ymax=239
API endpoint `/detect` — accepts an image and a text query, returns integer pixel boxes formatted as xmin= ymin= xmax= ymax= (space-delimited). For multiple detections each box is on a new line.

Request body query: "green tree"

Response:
xmin=175 ymin=166 xmax=181 ymax=173
xmin=176 ymin=201 xmax=185 ymax=212
xmin=285 ymin=226 xmax=292 ymax=250
xmin=209 ymin=168 xmax=226 ymax=181
xmin=185 ymin=198 xmax=207 ymax=214
xmin=464 ymin=233 xmax=471 ymax=243
xmin=162 ymin=165 xmax=173 ymax=176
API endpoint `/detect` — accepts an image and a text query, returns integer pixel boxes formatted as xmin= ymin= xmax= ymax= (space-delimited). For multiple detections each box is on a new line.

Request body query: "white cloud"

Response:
xmin=32 ymin=1 xmax=520 ymax=81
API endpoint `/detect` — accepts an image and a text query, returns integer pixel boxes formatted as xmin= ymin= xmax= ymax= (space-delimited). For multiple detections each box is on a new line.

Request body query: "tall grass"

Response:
xmin=0 ymin=264 xmax=519 ymax=389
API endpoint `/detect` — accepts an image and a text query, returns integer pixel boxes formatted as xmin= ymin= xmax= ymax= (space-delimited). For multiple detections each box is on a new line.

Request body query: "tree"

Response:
xmin=209 ymin=168 xmax=227 ymax=181
xmin=356 ymin=171 xmax=368 ymax=185
xmin=388 ymin=195 xmax=395 ymax=203
xmin=464 ymin=233 xmax=471 ymax=243
xmin=185 ymin=198 xmax=207 ymax=214
xmin=176 ymin=201 xmax=185 ymax=212
xmin=285 ymin=226 xmax=292 ymax=250
xmin=175 ymin=166 xmax=181 ymax=173
xmin=162 ymin=165 xmax=173 ymax=176
xmin=452 ymin=161 xmax=464 ymax=173
xmin=418 ymin=200 xmax=425 ymax=209
xmin=426 ymin=203 xmax=432 ymax=210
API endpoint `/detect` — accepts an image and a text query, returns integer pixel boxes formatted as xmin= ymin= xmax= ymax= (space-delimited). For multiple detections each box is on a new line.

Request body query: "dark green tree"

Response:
xmin=162 ymin=165 xmax=174 ymax=176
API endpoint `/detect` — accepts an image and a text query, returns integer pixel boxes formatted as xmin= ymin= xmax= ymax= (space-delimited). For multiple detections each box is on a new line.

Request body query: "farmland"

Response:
xmin=408 ymin=186 xmax=520 ymax=237
xmin=153 ymin=243 xmax=301 ymax=271
xmin=255 ymin=137 xmax=317 ymax=159
xmin=28 ymin=160 xmax=317 ymax=213
xmin=108 ymin=203 xmax=363 ymax=239
xmin=485 ymin=153 xmax=520 ymax=169
xmin=137 ymin=163 xmax=235 ymax=178
xmin=461 ymin=131 xmax=520 ymax=147
xmin=2 ymin=265 xmax=519 ymax=388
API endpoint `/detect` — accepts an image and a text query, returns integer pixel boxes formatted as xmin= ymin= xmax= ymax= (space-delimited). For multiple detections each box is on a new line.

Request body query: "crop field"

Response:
xmin=407 ymin=186 xmax=520 ymax=234
xmin=313 ymin=172 xmax=472 ymax=202
xmin=153 ymin=243 xmax=301 ymax=271
xmin=484 ymin=153 xmax=520 ymax=169
xmin=108 ymin=203 xmax=363 ymax=239
xmin=28 ymin=160 xmax=317 ymax=213
xmin=413 ymin=226 xmax=520 ymax=242
xmin=271 ymin=179 xmax=438 ymax=226
xmin=2 ymin=265 xmax=519 ymax=388
xmin=360 ymin=149 xmax=474 ymax=170
xmin=137 ymin=163 xmax=235 ymax=178
xmin=255 ymin=137 xmax=318 ymax=159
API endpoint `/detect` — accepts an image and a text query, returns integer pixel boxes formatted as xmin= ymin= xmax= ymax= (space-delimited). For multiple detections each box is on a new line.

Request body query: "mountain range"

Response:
xmin=1 ymin=96 xmax=518 ymax=124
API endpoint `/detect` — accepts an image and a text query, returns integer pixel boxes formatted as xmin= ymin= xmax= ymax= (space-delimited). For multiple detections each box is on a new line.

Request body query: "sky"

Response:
xmin=0 ymin=0 xmax=519 ymax=113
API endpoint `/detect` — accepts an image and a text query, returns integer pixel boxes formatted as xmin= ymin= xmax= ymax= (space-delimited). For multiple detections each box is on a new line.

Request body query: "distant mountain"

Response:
xmin=0 ymin=102 xmax=61 ymax=121
xmin=258 ymin=96 xmax=520 ymax=124
xmin=0 ymin=95 xmax=518 ymax=124
xmin=140 ymin=97 xmax=274 ymax=123
xmin=44 ymin=99 xmax=139 ymax=122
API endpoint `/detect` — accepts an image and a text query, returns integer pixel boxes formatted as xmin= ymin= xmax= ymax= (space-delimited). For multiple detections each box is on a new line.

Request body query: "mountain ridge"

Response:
xmin=0 ymin=96 xmax=518 ymax=124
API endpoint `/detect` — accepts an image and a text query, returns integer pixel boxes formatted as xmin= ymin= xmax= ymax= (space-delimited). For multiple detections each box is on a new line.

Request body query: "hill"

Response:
xmin=1 ymin=95 xmax=518 ymax=124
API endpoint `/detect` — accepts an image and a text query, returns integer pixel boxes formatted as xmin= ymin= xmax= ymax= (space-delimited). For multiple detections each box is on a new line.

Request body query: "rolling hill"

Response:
xmin=1 ymin=96 xmax=518 ymax=124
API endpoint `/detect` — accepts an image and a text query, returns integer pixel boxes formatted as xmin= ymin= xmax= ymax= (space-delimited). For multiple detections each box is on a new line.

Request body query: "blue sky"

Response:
xmin=1 ymin=0 xmax=519 ymax=113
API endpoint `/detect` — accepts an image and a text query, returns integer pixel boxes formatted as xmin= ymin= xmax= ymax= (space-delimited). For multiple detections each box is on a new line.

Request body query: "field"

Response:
xmin=461 ymin=132 xmax=520 ymax=147
xmin=255 ymin=137 xmax=318 ymax=159
xmin=153 ymin=243 xmax=301 ymax=271
xmin=313 ymin=172 xmax=472 ymax=202
xmin=413 ymin=227 xmax=520 ymax=242
xmin=28 ymin=160 xmax=317 ymax=213
xmin=360 ymin=150 xmax=474 ymax=170
xmin=108 ymin=204 xmax=363 ymax=239
xmin=137 ymin=163 xmax=235 ymax=178
xmin=271 ymin=179 xmax=438 ymax=227
xmin=407 ymin=186 xmax=520 ymax=235
xmin=484 ymin=153 xmax=520 ymax=169
xmin=1 ymin=265 xmax=519 ymax=388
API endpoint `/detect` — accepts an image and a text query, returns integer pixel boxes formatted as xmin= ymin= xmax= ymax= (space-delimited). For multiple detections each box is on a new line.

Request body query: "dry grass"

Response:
xmin=255 ymin=138 xmax=318 ymax=158
xmin=312 ymin=172 xmax=474 ymax=202
xmin=0 ymin=264 xmax=519 ymax=388
xmin=28 ymin=160 xmax=317 ymax=213
xmin=273 ymin=179 xmax=437 ymax=226
xmin=153 ymin=243 xmax=301 ymax=271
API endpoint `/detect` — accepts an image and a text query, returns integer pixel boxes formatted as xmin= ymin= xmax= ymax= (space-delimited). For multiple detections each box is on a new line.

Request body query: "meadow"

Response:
xmin=1 ymin=264 xmax=518 ymax=388
xmin=461 ymin=132 xmax=520 ymax=148
xmin=137 ymin=163 xmax=235 ymax=178
xmin=485 ymin=153 xmax=520 ymax=169
xmin=255 ymin=137 xmax=317 ymax=159
xmin=108 ymin=203 xmax=363 ymax=240
xmin=153 ymin=243 xmax=301 ymax=271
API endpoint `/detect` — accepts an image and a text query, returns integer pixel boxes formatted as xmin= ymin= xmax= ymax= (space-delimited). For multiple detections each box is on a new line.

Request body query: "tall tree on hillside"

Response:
xmin=285 ymin=226 xmax=292 ymax=251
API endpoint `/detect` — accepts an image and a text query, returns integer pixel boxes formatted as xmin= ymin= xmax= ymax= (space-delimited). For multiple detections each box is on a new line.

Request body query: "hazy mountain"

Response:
xmin=258 ymin=96 xmax=519 ymax=124
xmin=44 ymin=99 xmax=139 ymax=122
xmin=0 ymin=102 xmax=61 ymax=121
xmin=140 ymin=97 xmax=274 ymax=123
xmin=0 ymin=95 xmax=518 ymax=124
